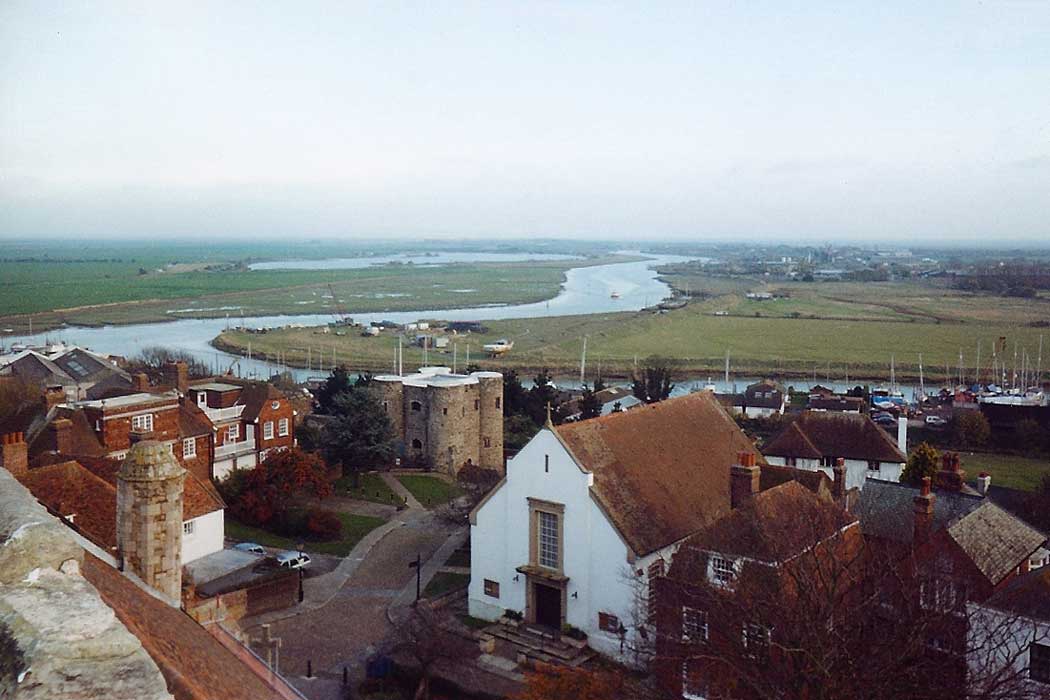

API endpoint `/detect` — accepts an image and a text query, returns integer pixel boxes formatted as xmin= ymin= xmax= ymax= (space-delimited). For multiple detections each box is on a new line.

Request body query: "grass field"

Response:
xmin=423 ymin=571 xmax=470 ymax=598
xmin=334 ymin=472 xmax=404 ymax=506
xmin=214 ymin=297 xmax=1050 ymax=382
xmin=225 ymin=512 xmax=386 ymax=556
xmin=396 ymin=475 xmax=462 ymax=507
xmin=952 ymin=452 xmax=1050 ymax=492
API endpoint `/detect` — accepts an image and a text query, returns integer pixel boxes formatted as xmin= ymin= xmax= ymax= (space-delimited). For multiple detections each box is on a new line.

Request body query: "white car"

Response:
xmin=925 ymin=415 xmax=948 ymax=428
xmin=233 ymin=542 xmax=265 ymax=555
xmin=276 ymin=551 xmax=311 ymax=569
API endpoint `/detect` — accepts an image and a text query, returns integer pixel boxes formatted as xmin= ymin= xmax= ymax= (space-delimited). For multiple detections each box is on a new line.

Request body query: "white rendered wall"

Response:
xmin=182 ymin=509 xmax=224 ymax=563
xmin=765 ymin=456 xmax=902 ymax=489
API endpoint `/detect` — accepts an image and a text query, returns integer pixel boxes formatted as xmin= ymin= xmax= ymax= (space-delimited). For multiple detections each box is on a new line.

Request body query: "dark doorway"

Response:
xmin=533 ymin=583 xmax=561 ymax=629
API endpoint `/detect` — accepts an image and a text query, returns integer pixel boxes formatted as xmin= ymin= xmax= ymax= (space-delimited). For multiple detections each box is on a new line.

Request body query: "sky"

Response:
xmin=1 ymin=2 xmax=1049 ymax=244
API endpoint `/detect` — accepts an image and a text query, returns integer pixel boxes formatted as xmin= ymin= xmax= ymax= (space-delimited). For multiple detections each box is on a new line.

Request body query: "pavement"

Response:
xmin=239 ymin=472 xmax=468 ymax=700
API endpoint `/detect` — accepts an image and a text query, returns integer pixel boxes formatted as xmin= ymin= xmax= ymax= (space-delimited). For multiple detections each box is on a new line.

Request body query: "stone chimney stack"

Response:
xmin=832 ymin=457 xmax=847 ymax=500
xmin=116 ymin=440 xmax=185 ymax=601
xmin=1 ymin=432 xmax=28 ymax=478
xmin=48 ymin=418 xmax=73 ymax=456
xmin=913 ymin=476 xmax=936 ymax=543
xmin=162 ymin=361 xmax=189 ymax=395
xmin=730 ymin=451 xmax=760 ymax=509
xmin=935 ymin=452 xmax=965 ymax=492
xmin=42 ymin=385 xmax=66 ymax=410
xmin=133 ymin=372 xmax=151 ymax=392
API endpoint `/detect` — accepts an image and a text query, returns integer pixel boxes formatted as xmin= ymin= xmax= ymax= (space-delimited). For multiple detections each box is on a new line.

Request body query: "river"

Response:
xmin=6 ymin=252 xmax=702 ymax=382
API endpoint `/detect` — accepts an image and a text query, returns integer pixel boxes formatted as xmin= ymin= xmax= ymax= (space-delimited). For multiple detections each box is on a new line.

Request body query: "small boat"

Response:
xmin=483 ymin=339 xmax=514 ymax=356
xmin=610 ymin=291 xmax=621 ymax=299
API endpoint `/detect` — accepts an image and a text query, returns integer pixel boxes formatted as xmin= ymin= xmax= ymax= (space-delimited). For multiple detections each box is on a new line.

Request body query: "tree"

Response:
xmin=313 ymin=365 xmax=353 ymax=414
xmin=390 ymin=606 xmax=475 ymax=700
xmin=502 ymin=369 xmax=529 ymax=418
xmin=953 ymin=412 xmax=991 ymax=448
xmin=578 ymin=384 xmax=602 ymax=420
xmin=515 ymin=666 xmax=624 ymax=700
xmin=632 ymin=357 xmax=675 ymax=404
xmin=1023 ymin=474 xmax=1050 ymax=532
xmin=219 ymin=447 xmax=331 ymax=527
xmin=1014 ymin=418 xmax=1045 ymax=453
xmin=324 ymin=388 xmax=395 ymax=487
xmin=128 ymin=346 xmax=208 ymax=380
xmin=526 ymin=369 xmax=564 ymax=425
xmin=0 ymin=376 xmax=38 ymax=417
xmin=901 ymin=442 xmax=941 ymax=486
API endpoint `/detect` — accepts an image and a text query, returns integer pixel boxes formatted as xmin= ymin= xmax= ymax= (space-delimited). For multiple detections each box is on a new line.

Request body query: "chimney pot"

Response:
xmin=976 ymin=473 xmax=991 ymax=496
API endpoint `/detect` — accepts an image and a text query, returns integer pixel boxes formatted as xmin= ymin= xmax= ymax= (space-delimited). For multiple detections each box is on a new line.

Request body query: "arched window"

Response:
xmin=411 ymin=400 xmax=422 ymax=412
xmin=412 ymin=439 xmax=422 ymax=449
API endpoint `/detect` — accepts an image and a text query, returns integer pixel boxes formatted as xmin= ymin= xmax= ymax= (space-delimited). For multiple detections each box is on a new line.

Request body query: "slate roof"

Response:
xmin=857 ymin=479 xmax=983 ymax=544
xmin=0 ymin=351 xmax=75 ymax=386
xmin=554 ymin=391 xmax=766 ymax=556
xmin=52 ymin=348 xmax=130 ymax=385
xmin=808 ymin=396 xmax=866 ymax=412
xmin=763 ymin=411 xmax=906 ymax=463
xmin=82 ymin=554 xmax=294 ymax=700
xmin=947 ymin=503 xmax=1047 ymax=585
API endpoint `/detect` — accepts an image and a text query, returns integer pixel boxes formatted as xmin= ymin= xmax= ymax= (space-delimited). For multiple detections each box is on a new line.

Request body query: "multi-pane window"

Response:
xmin=131 ymin=414 xmax=153 ymax=432
xmin=483 ymin=579 xmax=500 ymax=598
xmin=1031 ymin=643 xmax=1050 ymax=684
xmin=227 ymin=424 xmax=239 ymax=441
xmin=648 ymin=559 xmax=665 ymax=620
xmin=682 ymin=607 xmax=708 ymax=643
xmin=538 ymin=511 xmax=559 ymax=569
xmin=709 ymin=556 xmax=737 ymax=586
xmin=278 ymin=418 xmax=289 ymax=436
xmin=742 ymin=623 xmax=771 ymax=657
xmin=920 ymin=578 xmax=966 ymax=613
xmin=183 ymin=520 xmax=195 ymax=536
xmin=182 ymin=438 xmax=196 ymax=458
xmin=868 ymin=460 xmax=880 ymax=472
xmin=263 ymin=421 xmax=274 ymax=440
xmin=681 ymin=662 xmax=709 ymax=700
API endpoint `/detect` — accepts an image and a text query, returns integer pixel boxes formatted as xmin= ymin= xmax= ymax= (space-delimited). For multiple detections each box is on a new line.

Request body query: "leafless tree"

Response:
xmin=390 ymin=604 xmax=476 ymax=700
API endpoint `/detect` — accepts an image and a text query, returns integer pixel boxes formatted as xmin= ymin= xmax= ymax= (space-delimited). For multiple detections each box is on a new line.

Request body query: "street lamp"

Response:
xmin=297 ymin=541 xmax=305 ymax=603
xmin=408 ymin=553 xmax=421 ymax=605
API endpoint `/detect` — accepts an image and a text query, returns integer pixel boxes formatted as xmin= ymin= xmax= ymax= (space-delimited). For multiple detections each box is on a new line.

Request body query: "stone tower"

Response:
xmin=116 ymin=439 xmax=185 ymax=601
xmin=474 ymin=372 xmax=504 ymax=472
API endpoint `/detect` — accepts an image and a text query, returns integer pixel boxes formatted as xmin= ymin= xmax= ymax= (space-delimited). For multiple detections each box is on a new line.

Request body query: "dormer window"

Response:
xmin=271 ymin=401 xmax=280 ymax=410
xmin=708 ymin=554 xmax=739 ymax=587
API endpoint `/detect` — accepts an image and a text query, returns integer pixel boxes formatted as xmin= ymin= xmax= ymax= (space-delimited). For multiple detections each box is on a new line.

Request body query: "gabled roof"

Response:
xmin=554 ymin=391 xmax=766 ymax=555
xmin=857 ymin=479 xmax=982 ymax=545
xmin=759 ymin=462 xmax=833 ymax=495
xmin=0 ymin=350 xmax=75 ymax=386
xmin=671 ymin=480 xmax=857 ymax=566
xmin=766 ymin=422 xmax=822 ymax=460
xmin=19 ymin=459 xmax=118 ymax=552
xmin=980 ymin=565 xmax=1050 ymax=622
xmin=763 ymin=411 xmax=906 ymax=463
xmin=235 ymin=382 xmax=287 ymax=422
xmin=52 ymin=347 xmax=130 ymax=384
xmin=82 ymin=554 xmax=294 ymax=700
xmin=178 ymin=401 xmax=213 ymax=438
xmin=947 ymin=502 xmax=1047 ymax=585
xmin=28 ymin=406 xmax=108 ymax=460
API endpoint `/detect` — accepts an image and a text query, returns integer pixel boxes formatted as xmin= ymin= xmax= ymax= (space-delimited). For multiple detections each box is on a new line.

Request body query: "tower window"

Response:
xmin=411 ymin=401 xmax=422 ymax=412
xmin=412 ymin=439 xmax=422 ymax=449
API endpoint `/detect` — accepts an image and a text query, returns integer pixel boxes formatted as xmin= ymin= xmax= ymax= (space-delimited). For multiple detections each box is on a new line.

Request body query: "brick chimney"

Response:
xmin=42 ymin=385 xmax=66 ymax=410
xmin=162 ymin=361 xmax=189 ymax=394
xmin=832 ymin=457 xmax=847 ymax=500
xmin=934 ymin=452 xmax=965 ymax=492
xmin=913 ymin=476 xmax=936 ymax=543
xmin=976 ymin=472 xmax=991 ymax=496
xmin=48 ymin=418 xmax=73 ymax=455
xmin=730 ymin=451 xmax=760 ymax=509
xmin=1 ymin=432 xmax=28 ymax=478
xmin=133 ymin=372 xmax=151 ymax=392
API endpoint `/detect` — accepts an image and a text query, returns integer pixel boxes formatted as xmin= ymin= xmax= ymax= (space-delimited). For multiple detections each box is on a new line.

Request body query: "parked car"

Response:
xmin=233 ymin=542 xmax=265 ymax=555
xmin=276 ymin=551 xmax=312 ymax=569
xmin=873 ymin=414 xmax=897 ymax=427
xmin=925 ymin=415 xmax=949 ymax=428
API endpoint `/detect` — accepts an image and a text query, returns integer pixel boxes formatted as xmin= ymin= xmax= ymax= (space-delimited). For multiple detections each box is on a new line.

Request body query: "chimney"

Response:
xmin=133 ymin=373 xmax=150 ymax=392
xmin=730 ymin=451 xmax=760 ymax=509
xmin=832 ymin=457 xmax=847 ymax=500
xmin=897 ymin=416 xmax=908 ymax=455
xmin=913 ymin=476 xmax=936 ymax=543
xmin=1 ymin=432 xmax=28 ymax=478
xmin=935 ymin=452 xmax=965 ymax=492
xmin=42 ymin=384 xmax=66 ymax=410
xmin=976 ymin=472 xmax=991 ymax=496
xmin=162 ymin=361 xmax=189 ymax=394
xmin=48 ymin=418 xmax=73 ymax=456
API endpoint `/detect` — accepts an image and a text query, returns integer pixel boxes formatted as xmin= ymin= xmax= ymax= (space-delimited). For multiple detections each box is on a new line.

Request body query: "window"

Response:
xmin=496 ymin=397 xmax=501 ymax=409
xmin=278 ymin=418 xmax=289 ymax=437
xmin=382 ymin=401 xmax=388 ymax=412
xmin=868 ymin=460 xmax=880 ymax=472
xmin=681 ymin=662 xmax=709 ymax=700
xmin=183 ymin=520 xmax=195 ymax=536
xmin=411 ymin=401 xmax=422 ymax=412
xmin=483 ymin=437 xmax=491 ymax=448
xmin=168 ymin=443 xmax=175 ymax=454
xmin=742 ymin=623 xmax=770 ymax=656
xmin=131 ymin=414 xmax=153 ymax=432
xmin=599 ymin=612 xmax=621 ymax=634
xmin=920 ymin=577 xmax=966 ymax=614
xmin=412 ymin=439 xmax=422 ymax=449
xmin=1031 ymin=643 xmax=1050 ymax=684
xmin=263 ymin=421 xmax=274 ymax=440
xmin=785 ymin=456 xmax=797 ymax=467
xmin=474 ymin=399 xmax=480 ymax=410
xmin=538 ymin=511 xmax=559 ymax=569
xmin=443 ymin=407 xmax=448 ymax=415
xmin=227 ymin=424 xmax=239 ymax=441
xmin=682 ymin=607 xmax=708 ymax=643
xmin=544 ymin=455 xmax=549 ymax=472
xmin=483 ymin=579 xmax=500 ymax=598
xmin=709 ymin=555 xmax=738 ymax=587
xmin=182 ymin=438 xmax=196 ymax=458
xmin=271 ymin=401 xmax=280 ymax=410
xmin=820 ymin=456 xmax=838 ymax=468
xmin=648 ymin=559 xmax=665 ymax=620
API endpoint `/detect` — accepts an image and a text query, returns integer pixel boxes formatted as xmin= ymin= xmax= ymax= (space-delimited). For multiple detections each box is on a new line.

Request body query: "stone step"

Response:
xmin=489 ymin=625 xmax=589 ymax=662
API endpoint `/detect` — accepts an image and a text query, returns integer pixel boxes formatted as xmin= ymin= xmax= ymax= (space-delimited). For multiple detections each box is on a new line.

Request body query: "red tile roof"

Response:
xmin=82 ymin=554 xmax=296 ymax=700
xmin=555 ymin=391 xmax=766 ymax=555
xmin=18 ymin=460 xmax=118 ymax=552
xmin=763 ymin=411 xmax=906 ymax=463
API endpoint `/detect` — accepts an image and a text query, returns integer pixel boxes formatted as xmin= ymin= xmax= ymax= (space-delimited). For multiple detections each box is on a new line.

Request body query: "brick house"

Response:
xmin=78 ymin=391 xmax=182 ymax=459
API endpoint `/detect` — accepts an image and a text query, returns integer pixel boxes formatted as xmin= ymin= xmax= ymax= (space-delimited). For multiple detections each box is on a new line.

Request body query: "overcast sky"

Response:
xmin=2 ymin=2 xmax=1049 ymax=244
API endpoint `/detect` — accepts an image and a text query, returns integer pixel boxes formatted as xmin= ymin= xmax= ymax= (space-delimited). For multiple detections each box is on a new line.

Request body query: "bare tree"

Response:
xmin=390 ymin=605 xmax=475 ymax=700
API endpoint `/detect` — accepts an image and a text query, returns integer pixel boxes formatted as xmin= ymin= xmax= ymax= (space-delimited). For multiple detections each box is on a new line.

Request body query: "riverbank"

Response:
xmin=210 ymin=303 xmax=1050 ymax=384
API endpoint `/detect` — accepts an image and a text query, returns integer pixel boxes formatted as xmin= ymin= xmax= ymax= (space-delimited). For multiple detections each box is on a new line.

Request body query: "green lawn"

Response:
xmin=423 ymin=571 xmax=470 ymax=598
xmin=456 ymin=613 xmax=491 ymax=630
xmin=334 ymin=472 xmax=404 ymax=506
xmin=225 ymin=511 xmax=385 ymax=557
xmin=397 ymin=475 xmax=462 ymax=508
xmin=445 ymin=545 xmax=471 ymax=568
xmin=954 ymin=452 xmax=1050 ymax=492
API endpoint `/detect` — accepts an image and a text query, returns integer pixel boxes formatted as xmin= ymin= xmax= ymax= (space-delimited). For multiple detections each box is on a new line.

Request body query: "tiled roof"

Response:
xmin=765 ymin=422 xmax=822 ymax=460
xmin=555 ymin=391 xmax=766 ymax=556
xmin=947 ymin=503 xmax=1047 ymax=585
xmin=28 ymin=407 xmax=108 ymax=460
xmin=82 ymin=554 xmax=293 ymax=700
xmin=807 ymin=396 xmax=866 ymax=411
xmin=672 ymin=480 xmax=857 ymax=565
xmin=0 ymin=351 xmax=75 ymax=386
xmin=235 ymin=382 xmax=286 ymax=422
xmin=52 ymin=348 xmax=130 ymax=384
xmin=178 ymin=402 xmax=213 ymax=438
xmin=763 ymin=411 xmax=906 ymax=463
xmin=18 ymin=460 xmax=118 ymax=552
xmin=184 ymin=471 xmax=225 ymax=520
xmin=759 ymin=462 xmax=833 ymax=495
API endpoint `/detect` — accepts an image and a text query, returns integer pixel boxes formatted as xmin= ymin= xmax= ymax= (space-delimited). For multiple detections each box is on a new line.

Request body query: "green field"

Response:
xmin=225 ymin=512 xmax=386 ymax=556
xmin=952 ymin=452 xmax=1050 ymax=492
xmin=334 ymin=472 xmax=405 ymax=506
xmin=396 ymin=475 xmax=462 ymax=508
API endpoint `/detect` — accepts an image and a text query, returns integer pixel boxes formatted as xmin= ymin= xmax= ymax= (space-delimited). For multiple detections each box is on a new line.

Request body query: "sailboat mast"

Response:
xmin=724 ymin=349 xmax=730 ymax=385
xmin=918 ymin=353 xmax=925 ymax=400
xmin=975 ymin=340 xmax=981 ymax=386
xmin=579 ymin=336 xmax=587 ymax=385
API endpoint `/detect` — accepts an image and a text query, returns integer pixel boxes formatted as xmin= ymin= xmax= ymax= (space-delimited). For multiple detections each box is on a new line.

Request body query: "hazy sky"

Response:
xmin=2 ymin=2 xmax=1049 ymax=243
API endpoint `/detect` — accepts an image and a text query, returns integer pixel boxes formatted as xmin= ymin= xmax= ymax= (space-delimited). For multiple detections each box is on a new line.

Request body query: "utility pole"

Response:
xmin=408 ymin=553 xmax=421 ymax=604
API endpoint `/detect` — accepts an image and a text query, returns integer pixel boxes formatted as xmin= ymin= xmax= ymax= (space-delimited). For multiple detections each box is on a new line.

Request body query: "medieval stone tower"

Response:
xmin=373 ymin=367 xmax=504 ymax=475
xmin=116 ymin=439 xmax=185 ymax=600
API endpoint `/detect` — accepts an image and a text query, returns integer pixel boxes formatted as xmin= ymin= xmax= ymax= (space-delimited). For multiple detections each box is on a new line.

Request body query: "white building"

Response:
xmin=762 ymin=411 xmax=907 ymax=490
xmin=468 ymin=392 xmax=763 ymax=663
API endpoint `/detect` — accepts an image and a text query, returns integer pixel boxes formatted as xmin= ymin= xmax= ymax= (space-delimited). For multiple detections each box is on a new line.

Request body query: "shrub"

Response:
xmin=269 ymin=508 xmax=308 ymax=538
xmin=504 ymin=609 xmax=524 ymax=621
xmin=306 ymin=508 xmax=343 ymax=540
xmin=561 ymin=623 xmax=587 ymax=640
